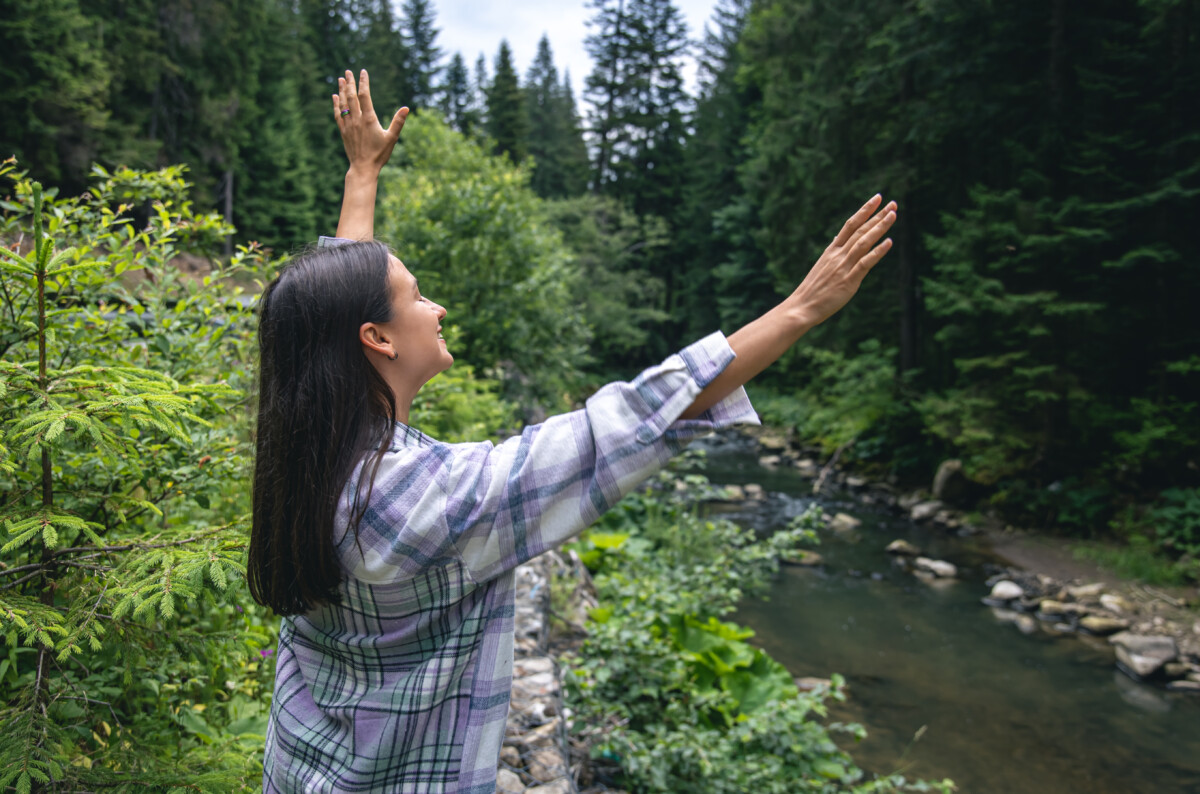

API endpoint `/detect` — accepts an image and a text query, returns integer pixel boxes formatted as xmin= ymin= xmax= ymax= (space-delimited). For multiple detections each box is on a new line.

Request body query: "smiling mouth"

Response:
xmin=437 ymin=326 xmax=444 ymax=341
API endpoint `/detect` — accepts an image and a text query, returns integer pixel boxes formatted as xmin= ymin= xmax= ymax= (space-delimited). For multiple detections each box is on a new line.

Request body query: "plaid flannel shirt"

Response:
xmin=263 ymin=241 xmax=759 ymax=793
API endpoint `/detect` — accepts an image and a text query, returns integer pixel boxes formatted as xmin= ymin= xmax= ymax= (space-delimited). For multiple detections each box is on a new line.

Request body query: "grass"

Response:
xmin=1072 ymin=534 xmax=1197 ymax=588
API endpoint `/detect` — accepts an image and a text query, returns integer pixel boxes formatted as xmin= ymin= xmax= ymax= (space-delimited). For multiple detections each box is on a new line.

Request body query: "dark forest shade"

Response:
xmin=248 ymin=241 xmax=397 ymax=615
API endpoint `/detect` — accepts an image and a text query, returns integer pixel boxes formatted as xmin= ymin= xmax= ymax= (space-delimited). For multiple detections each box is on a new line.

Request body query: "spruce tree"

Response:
xmin=440 ymin=52 xmax=477 ymax=134
xmin=487 ymin=41 xmax=528 ymax=163
xmin=525 ymin=36 xmax=588 ymax=198
xmin=400 ymin=0 xmax=443 ymax=109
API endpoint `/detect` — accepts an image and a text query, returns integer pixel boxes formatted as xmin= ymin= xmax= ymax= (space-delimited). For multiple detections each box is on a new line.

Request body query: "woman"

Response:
xmin=249 ymin=69 xmax=897 ymax=793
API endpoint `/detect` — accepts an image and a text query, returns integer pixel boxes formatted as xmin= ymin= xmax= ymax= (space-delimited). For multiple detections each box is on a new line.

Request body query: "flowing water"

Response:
xmin=693 ymin=433 xmax=1200 ymax=794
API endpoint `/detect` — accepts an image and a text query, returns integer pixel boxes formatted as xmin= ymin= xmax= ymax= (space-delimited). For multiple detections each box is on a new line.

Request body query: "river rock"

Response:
xmin=886 ymin=539 xmax=921 ymax=556
xmin=526 ymin=782 xmax=572 ymax=794
xmin=1037 ymin=600 xmax=1076 ymax=618
xmin=989 ymin=580 xmax=1024 ymax=601
xmin=1079 ymin=615 xmax=1130 ymax=635
xmin=829 ymin=512 xmax=862 ymax=532
xmin=794 ymin=458 xmax=819 ymax=477
xmin=500 ymin=745 xmax=521 ymax=767
xmin=914 ymin=557 xmax=957 ymax=578
xmin=743 ymin=483 xmax=764 ymax=499
xmin=757 ymin=433 xmax=789 ymax=452
xmin=845 ymin=475 xmax=867 ymax=489
xmin=794 ymin=676 xmax=832 ymax=692
xmin=780 ymin=550 xmax=823 ymax=566
xmin=1110 ymin=632 xmax=1178 ymax=679
xmin=910 ymin=500 xmax=944 ymax=522
xmin=1100 ymin=594 xmax=1131 ymax=613
xmin=1067 ymin=582 xmax=1106 ymax=599
xmin=720 ymin=483 xmax=746 ymax=501
xmin=898 ymin=491 xmax=924 ymax=510
xmin=932 ymin=458 xmax=972 ymax=505
xmin=1166 ymin=680 xmax=1200 ymax=694
xmin=1015 ymin=615 xmax=1039 ymax=634
xmin=525 ymin=747 xmax=567 ymax=783
xmin=1190 ymin=671 xmax=1200 ymax=683
xmin=1163 ymin=662 xmax=1190 ymax=680
xmin=759 ymin=454 xmax=782 ymax=469
xmin=497 ymin=769 xmax=526 ymax=793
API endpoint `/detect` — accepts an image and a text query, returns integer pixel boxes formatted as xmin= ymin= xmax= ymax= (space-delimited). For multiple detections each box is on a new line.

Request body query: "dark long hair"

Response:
xmin=248 ymin=241 xmax=397 ymax=615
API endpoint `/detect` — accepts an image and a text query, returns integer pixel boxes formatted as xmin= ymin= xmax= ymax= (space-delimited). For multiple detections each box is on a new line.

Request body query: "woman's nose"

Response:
xmin=433 ymin=302 xmax=447 ymax=320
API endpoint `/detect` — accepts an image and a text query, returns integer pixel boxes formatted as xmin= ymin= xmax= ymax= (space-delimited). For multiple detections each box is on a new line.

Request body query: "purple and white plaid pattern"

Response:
xmin=263 ymin=244 xmax=758 ymax=792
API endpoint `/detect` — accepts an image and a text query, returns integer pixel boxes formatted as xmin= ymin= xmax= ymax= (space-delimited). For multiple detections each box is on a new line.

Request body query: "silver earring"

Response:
xmin=388 ymin=351 xmax=398 ymax=361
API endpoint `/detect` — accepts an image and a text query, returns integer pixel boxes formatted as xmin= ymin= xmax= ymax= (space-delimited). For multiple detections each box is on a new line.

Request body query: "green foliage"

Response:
xmin=563 ymin=476 xmax=952 ymax=793
xmin=410 ymin=358 xmax=516 ymax=443
xmin=524 ymin=36 xmax=590 ymax=200
xmin=749 ymin=340 xmax=897 ymax=455
xmin=1073 ymin=535 xmax=1197 ymax=588
xmin=486 ymin=41 xmax=529 ymax=163
xmin=0 ymin=161 xmax=272 ymax=790
xmin=543 ymin=194 xmax=670 ymax=369
xmin=1151 ymin=488 xmax=1200 ymax=561
xmin=376 ymin=114 xmax=590 ymax=407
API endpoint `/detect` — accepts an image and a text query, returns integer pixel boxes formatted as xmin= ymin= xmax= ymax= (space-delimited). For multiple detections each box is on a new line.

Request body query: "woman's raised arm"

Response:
xmin=332 ymin=69 xmax=409 ymax=241
xmin=681 ymin=195 xmax=898 ymax=419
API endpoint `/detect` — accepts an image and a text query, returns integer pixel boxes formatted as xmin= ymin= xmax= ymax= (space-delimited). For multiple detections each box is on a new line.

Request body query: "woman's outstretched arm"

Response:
xmin=681 ymin=194 xmax=898 ymax=419
xmin=332 ymin=69 xmax=409 ymax=240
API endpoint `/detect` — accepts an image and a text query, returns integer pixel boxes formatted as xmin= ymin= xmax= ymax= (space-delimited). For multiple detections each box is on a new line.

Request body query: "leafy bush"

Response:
xmin=376 ymin=115 xmax=591 ymax=410
xmin=410 ymin=354 xmax=516 ymax=442
xmin=562 ymin=475 xmax=952 ymax=793
xmin=0 ymin=161 xmax=273 ymax=791
xmin=1152 ymin=487 xmax=1200 ymax=560
xmin=749 ymin=339 xmax=897 ymax=455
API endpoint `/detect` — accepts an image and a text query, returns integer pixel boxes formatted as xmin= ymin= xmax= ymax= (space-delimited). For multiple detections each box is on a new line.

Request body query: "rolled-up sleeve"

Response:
xmin=444 ymin=331 xmax=759 ymax=583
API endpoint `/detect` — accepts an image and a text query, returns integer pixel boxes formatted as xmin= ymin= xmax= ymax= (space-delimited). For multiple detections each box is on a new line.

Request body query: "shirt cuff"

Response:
xmin=672 ymin=331 xmax=760 ymax=430
xmin=318 ymin=235 xmax=354 ymax=247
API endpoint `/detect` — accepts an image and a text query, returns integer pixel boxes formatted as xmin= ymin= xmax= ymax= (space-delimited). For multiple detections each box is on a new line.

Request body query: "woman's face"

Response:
xmin=378 ymin=254 xmax=452 ymax=386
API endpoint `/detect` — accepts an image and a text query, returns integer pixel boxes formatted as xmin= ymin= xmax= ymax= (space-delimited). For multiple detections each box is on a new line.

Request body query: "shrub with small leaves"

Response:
xmin=0 ymin=159 xmax=274 ymax=791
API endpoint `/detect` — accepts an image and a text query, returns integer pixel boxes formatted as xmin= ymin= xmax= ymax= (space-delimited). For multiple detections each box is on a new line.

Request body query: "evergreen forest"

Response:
xmin=1 ymin=0 xmax=1198 ymax=789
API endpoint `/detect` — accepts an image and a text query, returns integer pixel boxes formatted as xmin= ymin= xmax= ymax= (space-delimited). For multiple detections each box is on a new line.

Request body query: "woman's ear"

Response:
xmin=359 ymin=321 xmax=394 ymax=360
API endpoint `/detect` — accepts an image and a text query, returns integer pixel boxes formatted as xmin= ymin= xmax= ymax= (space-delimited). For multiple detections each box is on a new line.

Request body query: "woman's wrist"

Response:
xmin=346 ymin=165 xmax=381 ymax=185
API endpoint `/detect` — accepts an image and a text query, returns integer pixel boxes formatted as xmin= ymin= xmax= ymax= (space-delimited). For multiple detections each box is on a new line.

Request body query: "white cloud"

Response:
xmin=430 ymin=0 xmax=717 ymax=101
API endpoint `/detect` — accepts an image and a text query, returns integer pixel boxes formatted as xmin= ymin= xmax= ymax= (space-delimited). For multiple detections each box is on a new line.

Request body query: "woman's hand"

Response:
xmin=333 ymin=69 xmax=409 ymax=177
xmin=785 ymin=194 xmax=897 ymax=329
xmin=332 ymin=69 xmax=408 ymax=240
xmin=680 ymin=195 xmax=897 ymax=419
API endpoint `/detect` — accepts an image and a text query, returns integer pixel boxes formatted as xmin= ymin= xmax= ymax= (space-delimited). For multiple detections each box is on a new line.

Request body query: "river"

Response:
xmin=694 ymin=432 xmax=1200 ymax=794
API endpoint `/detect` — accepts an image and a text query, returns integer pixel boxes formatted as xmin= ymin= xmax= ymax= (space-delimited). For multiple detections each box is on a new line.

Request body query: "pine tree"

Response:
xmin=487 ymin=41 xmax=528 ymax=163
xmin=400 ymin=0 xmax=443 ymax=109
xmin=472 ymin=53 xmax=491 ymax=131
xmin=525 ymin=36 xmax=588 ymax=198
xmin=439 ymin=52 xmax=477 ymax=134
xmin=361 ymin=0 xmax=411 ymax=114
xmin=0 ymin=0 xmax=113 ymax=192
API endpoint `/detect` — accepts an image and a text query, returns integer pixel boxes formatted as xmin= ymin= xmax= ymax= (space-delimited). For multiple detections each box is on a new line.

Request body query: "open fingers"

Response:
xmin=847 ymin=209 xmax=897 ymax=263
xmin=844 ymin=200 xmax=897 ymax=251
xmin=852 ymin=238 xmax=894 ymax=276
xmin=357 ymin=69 xmax=376 ymax=119
xmin=832 ymin=194 xmax=883 ymax=248
xmin=333 ymin=94 xmax=345 ymax=129
xmin=343 ymin=70 xmax=361 ymax=118
xmin=387 ymin=106 xmax=410 ymax=142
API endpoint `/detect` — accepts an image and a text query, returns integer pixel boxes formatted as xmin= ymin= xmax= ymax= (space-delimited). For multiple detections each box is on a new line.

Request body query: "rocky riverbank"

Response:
xmin=727 ymin=426 xmax=1200 ymax=693
xmin=497 ymin=556 xmax=579 ymax=794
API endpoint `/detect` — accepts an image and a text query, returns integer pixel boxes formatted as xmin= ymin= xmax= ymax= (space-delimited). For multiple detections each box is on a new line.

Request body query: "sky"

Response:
xmin=432 ymin=0 xmax=719 ymax=97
